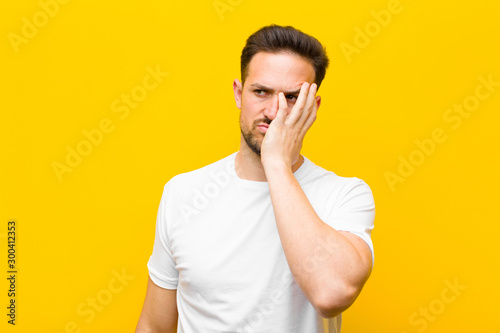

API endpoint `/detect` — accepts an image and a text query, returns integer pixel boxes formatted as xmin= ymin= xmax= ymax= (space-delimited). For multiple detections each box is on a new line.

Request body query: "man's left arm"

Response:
xmin=265 ymin=165 xmax=373 ymax=318
xmin=261 ymin=82 xmax=373 ymax=318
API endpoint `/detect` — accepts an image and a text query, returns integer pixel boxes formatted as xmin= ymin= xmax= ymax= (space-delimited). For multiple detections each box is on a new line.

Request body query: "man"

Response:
xmin=136 ymin=24 xmax=375 ymax=333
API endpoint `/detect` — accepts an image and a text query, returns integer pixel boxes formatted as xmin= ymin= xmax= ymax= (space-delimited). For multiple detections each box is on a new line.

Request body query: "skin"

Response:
xmin=233 ymin=51 xmax=317 ymax=180
xmin=232 ymin=51 xmax=373 ymax=317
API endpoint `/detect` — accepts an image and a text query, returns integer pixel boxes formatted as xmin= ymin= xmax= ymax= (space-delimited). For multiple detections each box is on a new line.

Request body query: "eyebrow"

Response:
xmin=249 ymin=83 xmax=301 ymax=95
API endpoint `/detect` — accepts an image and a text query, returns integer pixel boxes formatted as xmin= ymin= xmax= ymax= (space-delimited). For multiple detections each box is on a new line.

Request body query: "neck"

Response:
xmin=235 ymin=143 xmax=304 ymax=182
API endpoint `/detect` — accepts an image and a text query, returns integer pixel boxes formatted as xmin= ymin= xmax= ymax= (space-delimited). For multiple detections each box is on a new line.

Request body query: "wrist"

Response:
xmin=262 ymin=157 xmax=292 ymax=175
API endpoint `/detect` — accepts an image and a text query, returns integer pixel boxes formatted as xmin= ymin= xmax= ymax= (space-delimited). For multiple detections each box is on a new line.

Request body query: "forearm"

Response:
xmin=265 ymin=161 xmax=370 ymax=316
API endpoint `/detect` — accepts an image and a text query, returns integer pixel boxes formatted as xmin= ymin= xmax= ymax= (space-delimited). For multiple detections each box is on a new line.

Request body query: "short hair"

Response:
xmin=240 ymin=24 xmax=330 ymax=89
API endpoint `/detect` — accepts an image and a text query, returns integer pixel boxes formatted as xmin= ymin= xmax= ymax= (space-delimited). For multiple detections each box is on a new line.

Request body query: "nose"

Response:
xmin=263 ymin=94 xmax=279 ymax=120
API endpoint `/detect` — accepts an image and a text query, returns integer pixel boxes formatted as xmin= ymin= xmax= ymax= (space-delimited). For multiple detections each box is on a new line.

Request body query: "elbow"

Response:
xmin=313 ymin=283 xmax=362 ymax=318
xmin=314 ymin=260 xmax=372 ymax=318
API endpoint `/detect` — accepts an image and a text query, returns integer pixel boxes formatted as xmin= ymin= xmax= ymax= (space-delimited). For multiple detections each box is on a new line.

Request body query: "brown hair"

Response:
xmin=240 ymin=24 xmax=330 ymax=89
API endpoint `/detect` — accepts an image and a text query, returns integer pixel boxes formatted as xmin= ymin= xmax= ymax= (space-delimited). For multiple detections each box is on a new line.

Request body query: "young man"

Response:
xmin=136 ymin=24 xmax=375 ymax=333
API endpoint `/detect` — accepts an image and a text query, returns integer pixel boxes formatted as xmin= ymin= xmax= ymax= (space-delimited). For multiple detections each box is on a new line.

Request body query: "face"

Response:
xmin=233 ymin=51 xmax=318 ymax=156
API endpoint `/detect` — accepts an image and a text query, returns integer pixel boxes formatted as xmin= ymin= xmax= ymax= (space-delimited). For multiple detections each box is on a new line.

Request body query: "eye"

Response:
xmin=254 ymin=89 xmax=267 ymax=96
xmin=286 ymin=95 xmax=298 ymax=102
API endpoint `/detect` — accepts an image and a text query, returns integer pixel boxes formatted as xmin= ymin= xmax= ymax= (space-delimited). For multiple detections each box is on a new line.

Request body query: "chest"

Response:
xmin=170 ymin=189 xmax=292 ymax=296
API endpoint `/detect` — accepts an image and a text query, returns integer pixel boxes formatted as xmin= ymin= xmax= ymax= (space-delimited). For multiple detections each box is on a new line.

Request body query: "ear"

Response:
xmin=315 ymin=95 xmax=322 ymax=110
xmin=233 ymin=79 xmax=243 ymax=109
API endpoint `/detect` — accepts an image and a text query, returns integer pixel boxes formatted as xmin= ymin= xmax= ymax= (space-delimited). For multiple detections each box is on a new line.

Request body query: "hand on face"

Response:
xmin=260 ymin=81 xmax=320 ymax=169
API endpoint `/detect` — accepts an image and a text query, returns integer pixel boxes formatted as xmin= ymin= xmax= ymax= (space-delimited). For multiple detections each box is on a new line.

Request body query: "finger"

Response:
xmin=299 ymin=95 xmax=319 ymax=139
xmin=275 ymin=92 xmax=288 ymax=124
xmin=296 ymin=83 xmax=317 ymax=128
xmin=287 ymin=82 xmax=310 ymax=124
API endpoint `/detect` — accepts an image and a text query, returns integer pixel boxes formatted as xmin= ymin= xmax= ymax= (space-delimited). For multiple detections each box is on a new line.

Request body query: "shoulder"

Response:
xmin=302 ymin=158 xmax=375 ymax=207
xmin=162 ymin=152 xmax=236 ymax=192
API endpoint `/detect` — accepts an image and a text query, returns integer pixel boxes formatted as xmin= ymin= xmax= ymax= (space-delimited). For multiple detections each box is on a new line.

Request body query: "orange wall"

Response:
xmin=1 ymin=0 xmax=499 ymax=332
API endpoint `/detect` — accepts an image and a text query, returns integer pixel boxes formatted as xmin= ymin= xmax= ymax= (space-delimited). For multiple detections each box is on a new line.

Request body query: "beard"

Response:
xmin=240 ymin=115 xmax=271 ymax=157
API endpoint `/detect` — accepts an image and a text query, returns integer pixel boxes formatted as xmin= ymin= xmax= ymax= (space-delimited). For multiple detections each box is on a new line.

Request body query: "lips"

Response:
xmin=257 ymin=123 xmax=269 ymax=133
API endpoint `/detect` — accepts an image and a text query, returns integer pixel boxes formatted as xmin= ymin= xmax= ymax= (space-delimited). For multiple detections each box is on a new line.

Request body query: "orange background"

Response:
xmin=1 ymin=0 xmax=499 ymax=332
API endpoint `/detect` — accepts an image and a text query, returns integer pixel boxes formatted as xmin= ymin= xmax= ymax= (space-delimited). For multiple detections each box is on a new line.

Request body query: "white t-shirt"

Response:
xmin=147 ymin=152 xmax=375 ymax=333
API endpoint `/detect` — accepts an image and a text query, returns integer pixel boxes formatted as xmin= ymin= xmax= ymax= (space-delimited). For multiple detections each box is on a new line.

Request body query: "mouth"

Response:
xmin=257 ymin=123 xmax=269 ymax=133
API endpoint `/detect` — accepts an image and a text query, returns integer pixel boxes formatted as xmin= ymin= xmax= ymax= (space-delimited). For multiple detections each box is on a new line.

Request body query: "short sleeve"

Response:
xmin=147 ymin=181 xmax=179 ymax=289
xmin=323 ymin=178 xmax=375 ymax=265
